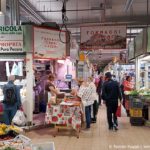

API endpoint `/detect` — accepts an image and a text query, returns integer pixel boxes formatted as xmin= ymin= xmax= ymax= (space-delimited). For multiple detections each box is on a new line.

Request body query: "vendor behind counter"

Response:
xmin=45 ymin=74 xmax=65 ymax=104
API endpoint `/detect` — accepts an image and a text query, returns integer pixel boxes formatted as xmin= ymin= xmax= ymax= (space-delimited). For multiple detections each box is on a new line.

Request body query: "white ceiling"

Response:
xmin=21 ymin=0 xmax=150 ymax=67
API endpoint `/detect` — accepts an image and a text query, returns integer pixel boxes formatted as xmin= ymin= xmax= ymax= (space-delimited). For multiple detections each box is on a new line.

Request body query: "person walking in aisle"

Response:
xmin=3 ymin=75 xmax=22 ymax=125
xmin=88 ymin=77 xmax=98 ymax=123
xmin=102 ymin=72 xmax=122 ymax=131
xmin=78 ymin=80 xmax=94 ymax=130
xmin=97 ymin=75 xmax=104 ymax=105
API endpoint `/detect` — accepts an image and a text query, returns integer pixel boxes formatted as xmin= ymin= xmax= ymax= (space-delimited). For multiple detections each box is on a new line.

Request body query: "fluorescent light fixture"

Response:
xmin=57 ymin=60 xmax=65 ymax=64
xmin=124 ymin=0 xmax=134 ymax=12
xmin=141 ymin=56 xmax=150 ymax=61
xmin=0 ymin=59 xmax=23 ymax=61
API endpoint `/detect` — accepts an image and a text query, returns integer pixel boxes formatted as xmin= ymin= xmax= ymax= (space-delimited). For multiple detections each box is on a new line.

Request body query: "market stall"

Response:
xmin=0 ymin=25 xmax=32 ymax=124
xmin=127 ymin=28 xmax=150 ymax=126
xmin=45 ymin=95 xmax=82 ymax=138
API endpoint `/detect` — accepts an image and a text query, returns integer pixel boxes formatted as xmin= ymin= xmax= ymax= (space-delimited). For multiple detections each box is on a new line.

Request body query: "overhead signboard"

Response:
xmin=0 ymin=26 xmax=23 ymax=53
xmin=80 ymin=25 xmax=126 ymax=50
xmin=33 ymin=26 xmax=66 ymax=59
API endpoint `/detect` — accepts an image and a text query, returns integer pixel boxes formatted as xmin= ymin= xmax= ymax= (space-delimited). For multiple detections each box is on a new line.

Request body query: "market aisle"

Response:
xmin=26 ymin=105 xmax=150 ymax=150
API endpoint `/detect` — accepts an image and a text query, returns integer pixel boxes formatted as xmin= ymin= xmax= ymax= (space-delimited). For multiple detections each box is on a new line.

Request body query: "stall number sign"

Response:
xmin=65 ymin=74 xmax=72 ymax=81
xmin=0 ymin=26 xmax=23 ymax=53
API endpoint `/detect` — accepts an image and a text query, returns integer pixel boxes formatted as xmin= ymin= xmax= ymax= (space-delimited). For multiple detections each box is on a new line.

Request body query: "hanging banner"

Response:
xmin=80 ymin=25 xmax=126 ymax=50
xmin=134 ymin=29 xmax=147 ymax=57
xmin=147 ymin=28 xmax=150 ymax=52
xmin=128 ymin=40 xmax=135 ymax=60
xmin=33 ymin=27 xmax=66 ymax=59
xmin=0 ymin=26 xmax=23 ymax=53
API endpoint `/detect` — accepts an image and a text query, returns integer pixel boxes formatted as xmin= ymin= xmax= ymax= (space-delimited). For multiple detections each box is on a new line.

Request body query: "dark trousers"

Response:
xmin=98 ymin=94 xmax=101 ymax=105
xmin=106 ymin=101 xmax=118 ymax=128
xmin=3 ymin=108 xmax=17 ymax=125
xmin=85 ymin=105 xmax=91 ymax=128
xmin=92 ymin=100 xmax=98 ymax=121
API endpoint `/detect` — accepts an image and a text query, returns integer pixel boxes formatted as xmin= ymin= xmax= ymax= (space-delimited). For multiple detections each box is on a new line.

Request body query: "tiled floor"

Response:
xmin=26 ymin=105 xmax=150 ymax=150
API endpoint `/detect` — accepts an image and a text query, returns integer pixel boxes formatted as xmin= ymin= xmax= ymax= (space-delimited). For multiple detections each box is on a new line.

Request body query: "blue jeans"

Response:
xmin=3 ymin=106 xmax=17 ymax=125
xmin=85 ymin=105 xmax=91 ymax=128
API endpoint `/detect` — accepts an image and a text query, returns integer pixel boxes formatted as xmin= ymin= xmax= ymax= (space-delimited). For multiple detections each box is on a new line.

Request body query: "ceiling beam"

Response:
xmin=19 ymin=0 xmax=45 ymax=23
xmin=59 ymin=15 xmax=150 ymax=28
xmin=124 ymin=0 xmax=134 ymax=12
xmin=37 ymin=8 xmax=104 ymax=13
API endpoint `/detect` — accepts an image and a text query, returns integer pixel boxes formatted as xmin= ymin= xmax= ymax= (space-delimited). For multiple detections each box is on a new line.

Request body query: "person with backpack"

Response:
xmin=3 ymin=75 xmax=22 ymax=125
xmin=102 ymin=72 xmax=122 ymax=131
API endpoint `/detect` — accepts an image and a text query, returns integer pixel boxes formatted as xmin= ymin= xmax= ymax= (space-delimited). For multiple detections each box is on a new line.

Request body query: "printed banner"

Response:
xmin=0 ymin=26 xmax=23 ymax=53
xmin=33 ymin=27 xmax=66 ymax=59
xmin=128 ymin=40 xmax=135 ymax=60
xmin=80 ymin=25 xmax=126 ymax=50
xmin=134 ymin=28 xmax=147 ymax=57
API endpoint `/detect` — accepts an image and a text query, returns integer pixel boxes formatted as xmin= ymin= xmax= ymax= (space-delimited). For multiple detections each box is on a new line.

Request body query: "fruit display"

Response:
xmin=0 ymin=124 xmax=22 ymax=141
xmin=0 ymin=135 xmax=32 ymax=150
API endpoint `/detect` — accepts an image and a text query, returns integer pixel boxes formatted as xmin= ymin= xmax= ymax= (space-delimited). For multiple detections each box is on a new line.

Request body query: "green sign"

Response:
xmin=0 ymin=26 xmax=23 ymax=53
xmin=0 ymin=26 xmax=22 ymax=34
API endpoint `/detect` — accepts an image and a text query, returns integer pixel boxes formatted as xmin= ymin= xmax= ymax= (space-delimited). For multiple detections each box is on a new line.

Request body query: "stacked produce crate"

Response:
xmin=129 ymin=96 xmax=144 ymax=126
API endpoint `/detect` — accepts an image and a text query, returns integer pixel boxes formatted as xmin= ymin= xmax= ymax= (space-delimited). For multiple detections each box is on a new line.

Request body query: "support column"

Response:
xmin=10 ymin=0 xmax=20 ymax=25
xmin=26 ymin=53 xmax=34 ymax=124
xmin=0 ymin=0 xmax=6 ymax=25
xmin=145 ymin=63 xmax=149 ymax=89
xmin=135 ymin=57 xmax=140 ymax=90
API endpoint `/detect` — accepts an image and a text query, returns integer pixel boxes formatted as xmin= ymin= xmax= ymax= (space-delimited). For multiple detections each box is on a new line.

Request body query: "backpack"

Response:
xmin=3 ymin=84 xmax=17 ymax=105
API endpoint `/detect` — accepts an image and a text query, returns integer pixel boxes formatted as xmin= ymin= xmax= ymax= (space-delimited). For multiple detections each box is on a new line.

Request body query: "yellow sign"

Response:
xmin=79 ymin=52 xmax=85 ymax=61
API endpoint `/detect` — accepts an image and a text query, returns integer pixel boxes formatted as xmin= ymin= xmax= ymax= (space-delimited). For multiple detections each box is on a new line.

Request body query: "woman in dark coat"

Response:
xmin=96 ymin=76 xmax=104 ymax=105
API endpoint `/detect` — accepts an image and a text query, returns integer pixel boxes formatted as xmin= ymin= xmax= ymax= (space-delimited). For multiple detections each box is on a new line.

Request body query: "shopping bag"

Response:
xmin=12 ymin=110 xmax=26 ymax=126
xmin=0 ymin=103 xmax=3 ymax=115
xmin=116 ymin=104 xmax=127 ymax=117
xmin=121 ymin=104 xmax=127 ymax=117
xmin=116 ymin=105 xmax=121 ymax=117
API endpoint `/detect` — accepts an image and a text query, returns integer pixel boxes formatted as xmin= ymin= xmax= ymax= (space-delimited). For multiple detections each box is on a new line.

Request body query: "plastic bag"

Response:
xmin=12 ymin=110 xmax=26 ymax=126
xmin=121 ymin=104 xmax=127 ymax=117
xmin=116 ymin=104 xmax=127 ymax=117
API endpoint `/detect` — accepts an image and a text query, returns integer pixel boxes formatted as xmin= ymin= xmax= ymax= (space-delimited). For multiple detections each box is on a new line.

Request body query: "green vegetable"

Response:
xmin=4 ymin=147 xmax=16 ymax=150
xmin=130 ymin=90 xmax=139 ymax=96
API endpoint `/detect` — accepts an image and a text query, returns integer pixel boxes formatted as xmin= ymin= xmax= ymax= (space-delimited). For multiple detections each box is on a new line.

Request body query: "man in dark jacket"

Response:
xmin=102 ymin=72 xmax=122 ymax=131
